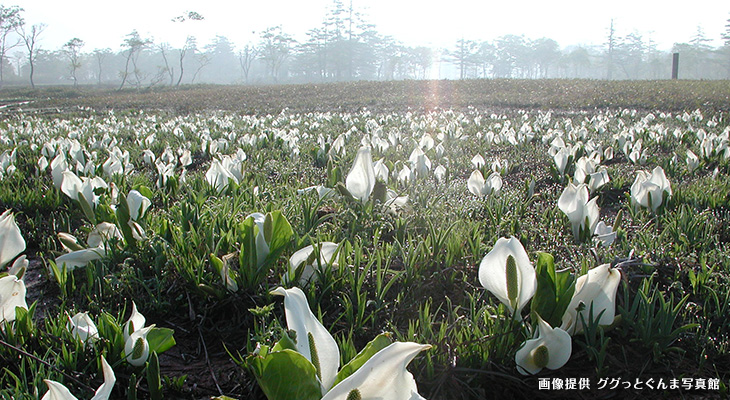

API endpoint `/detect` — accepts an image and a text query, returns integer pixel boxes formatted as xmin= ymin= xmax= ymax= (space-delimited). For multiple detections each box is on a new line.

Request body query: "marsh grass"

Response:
xmin=0 ymin=82 xmax=729 ymax=399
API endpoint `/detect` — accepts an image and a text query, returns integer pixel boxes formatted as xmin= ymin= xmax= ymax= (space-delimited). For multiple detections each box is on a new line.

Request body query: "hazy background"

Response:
xmin=3 ymin=0 xmax=729 ymax=87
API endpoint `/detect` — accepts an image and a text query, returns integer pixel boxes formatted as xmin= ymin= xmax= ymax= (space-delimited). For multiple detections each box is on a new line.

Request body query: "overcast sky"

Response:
xmin=17 ymin=0 xmax=729 ymax=52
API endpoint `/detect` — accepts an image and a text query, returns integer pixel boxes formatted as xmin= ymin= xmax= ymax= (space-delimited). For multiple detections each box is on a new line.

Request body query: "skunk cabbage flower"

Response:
xmin=373 ymin=159 xmax=389 ymax=183
xmin=41 ymin=380 xmax=76 ymax=400
xmin=434 ymin=165 xmax=447 ymax=183
xmin=42 ymin=356 xmax=115 ymax=400
xmin=125 ymin=325 xmax=154 ymax=366
xmin=123 ymin=301 xmax=146 ymax=340
xmin=397 ymin=165 xmax=414 ymax=184
xmin=247 ymin=212 xmax=270 ymax=267
xmin=59 ymin=171 xmax=95 ymax=208
xmin=478 ymin=237 xmax=536 ymax=317
xmin=54 ymin=247 xmax=105 ymax=272
xmin=142 ymin=149 xmax=156 ymax=166
xmin=67 ymin=312 xmax=99 ymax=343
xmin=408 ymin=147 xmax=431 ymax=177
xmin=574 ymin=156 xmax=596 ymax=184
xmin=206 ymin=160 xmax=237 ymax=193
xmin=288 ymin=242 xmax=340 ymax=284
xmin=127 ymin=190 xmax=151 ymax=221
xmin=467 ymin=170 xmax=502 ymax=197
xmin=320 ymin=342 xmax=431 ymax=400
xmin=686 ymin=150 xmax=699 ymax=173
xmin=8 ymin=255 xmax=27 ymax=277
xmin=587 ymin=168 xmax=610 ymax=193
xmin=630 ymin=166 xmax=672 ymax=212
xmin=345 ymin=146 xmax=376 ymax=202
xmin=271 ymin=286 xmax=340 ymax=391
xmin=85 ymin=224 xmax=120 ymax=249
xmin=515 ymin=315 xmax=572 ymax=375
xmin=50 ymin=153 xmax=68 ymax=189
xmin=297 ymin=185 xmax=336 ymax=200
xmin=384 ymin=189 xmax=409 ymax=214
xmin=60 ymin=171 xmax=106 ymax=222
xmin=561 ymin=264 xmax=621 ymax=335
xmin=471 ymin=154 xmax=485 ymax=169
xmin=593 ymin=221 xmax=616 ymax=248
xmin=558 ymin=183 xmax=599 ymax=240
xmin=0 ymin=210 xmax=25 ymax=269
xmin=0 ymin=273 xmax=27 ymax=323
xmin=553 ymin=147 xmax=570 ymax=176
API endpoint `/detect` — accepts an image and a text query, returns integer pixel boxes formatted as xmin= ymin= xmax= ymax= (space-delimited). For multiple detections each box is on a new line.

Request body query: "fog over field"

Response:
xmin=2 ymin=0 xmax=729 ymax=87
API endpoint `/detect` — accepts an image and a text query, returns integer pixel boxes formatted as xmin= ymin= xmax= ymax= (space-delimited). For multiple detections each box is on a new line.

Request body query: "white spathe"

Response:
xmin=0 ymin=274 xmax=27 ymax=323
xmin=205 ymin=160 xmax=237 ymax=193
xmin=125 ymin=325 xmax=154 ymax=367
xmin=561 ymin=264 xmax=621 ymax=335
xmin=126 ymin=190 xmax=151 ymax=221
xmin=593 ymin=221 xmax=616 ymax=248
xmin=247 ymin=212 xmax=270 ymax=267
xmin=630 ymin=166 xmax=672 ymax=212
xmin=0 ymin=209 xmax=25 ymax=269
xmin=557 ymin=183 xmax=599 ymax=240
xmin=123 ymin=301 xmax=146 ymax=341
xmin=478 ymin=237 xmax=536 ymax=317
xmin=345 ymin=146 xmax=376 ymax=202
xmin=60 ymin=170 xmax=98 ymax=211
xmin=288 ymin=242 xmax=340 ymax=284
xmin=67 ymin=312 xmax=99 ymax=343
xmin=515 ymin=315 xmax=572 ymax=375
xmin=270 ymin=286 xmax=340 ymax=391
xmin=321 ymin=342 xmax=431 ymax=400
xmin=467 ymin=170 xmax=502 ymax=197
xmin=54 ymin=246 xmax=106 ymax=272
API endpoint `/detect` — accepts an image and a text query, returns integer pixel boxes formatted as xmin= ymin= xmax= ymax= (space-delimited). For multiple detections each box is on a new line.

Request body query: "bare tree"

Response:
xmin=62 ymin=37 xmax=84 ymax=87
xmin=92 ymin=48 xmax=111 ymax=85
xmin=238 ymin=43 xmax=258 ymax=83
xmin=158 ymin=42 xmax=174 ymax=85
xmin=176 ymin=36 xmax=196 ymax=86
xmin=118 ymin=30 xmax=151 ymax=90
xmin=17 ymin=23 xmax=45 ymax=89
xmin=0 ymin=5 xmax=23 ymax=88
xmin=605 ymin=18 xmax=617 ymax=80
xmin=171 ymin=11 xmax=203 ymax=87
xmin=191 ymin=51 xmax=210 ymax=84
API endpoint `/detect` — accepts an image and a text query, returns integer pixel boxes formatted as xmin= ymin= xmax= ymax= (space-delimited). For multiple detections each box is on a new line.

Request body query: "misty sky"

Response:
xmin=18 ymin=0 xmax=729 ymax=52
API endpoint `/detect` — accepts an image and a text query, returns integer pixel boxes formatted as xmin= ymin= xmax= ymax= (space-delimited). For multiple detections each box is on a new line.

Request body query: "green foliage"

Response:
xmin=531 ymin=252 xmax=575 ymax=328
xmin=246 ymin=347 xmax=322 ymax=400
xmin=618 ymin=280 xmax=699 ymax=362
xmin=0 ymin=87 xmax=728 ymax=399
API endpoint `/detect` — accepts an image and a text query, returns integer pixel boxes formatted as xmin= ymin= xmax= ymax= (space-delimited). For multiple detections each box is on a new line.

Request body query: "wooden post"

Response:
xmin=671 ymin=53 xmax=679 ymax=80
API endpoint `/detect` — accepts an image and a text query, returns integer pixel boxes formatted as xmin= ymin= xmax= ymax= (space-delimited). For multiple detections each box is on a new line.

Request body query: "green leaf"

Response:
xmin=532 ymin=252 xmax=575 ymax=328
xmin=265 ymin=211 xmax=294 ymax=254
xmin=135 ymin=185 xmax=155 ymax=201
xmin=147 ymin=327 xmax=176 ymax=355
xmin=332 ymin=332 xmax=393 ymax=387
xmin=272 ymin=330 xmax=298 ymax=352
xmin=77 ymin=192 xmax=96 ymax=224
xmin=247 ymin=349 xmax=322 ymax=400
xmin=335 ymin=182 xmax=356 ymax=203
xmin=147 ymin=352 xmax=163 ymax=400
xmin=115 ymin=198 xmax=136 ymax=247
xmin=239 ymin=216 xmax=258 ymax=272
xmin=210 ymin=253 xmax=224 ymax=274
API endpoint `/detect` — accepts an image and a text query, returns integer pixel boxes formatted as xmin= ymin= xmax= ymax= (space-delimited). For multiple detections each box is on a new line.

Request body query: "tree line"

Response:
xmin=2 ymin=2 xmax=730 ymax=89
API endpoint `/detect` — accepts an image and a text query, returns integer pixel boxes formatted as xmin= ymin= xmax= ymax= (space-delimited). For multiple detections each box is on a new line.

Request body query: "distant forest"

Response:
xmin=2 ymin=2 xmax=730 ymax=89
